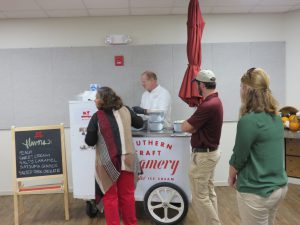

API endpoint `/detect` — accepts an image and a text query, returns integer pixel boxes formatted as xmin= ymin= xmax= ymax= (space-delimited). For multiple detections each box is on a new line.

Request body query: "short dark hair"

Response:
xmin=197 ymin=81 xmax=216 ymax=89
xmin=96 ymin=86 xmax=123 ymax=110
xmin=203 ymin=82 xmax=216 ymax=89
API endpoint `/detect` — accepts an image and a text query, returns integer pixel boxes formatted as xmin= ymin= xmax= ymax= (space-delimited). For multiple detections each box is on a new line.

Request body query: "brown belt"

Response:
xmin=192 ymin=147 xmax=218 ymax=153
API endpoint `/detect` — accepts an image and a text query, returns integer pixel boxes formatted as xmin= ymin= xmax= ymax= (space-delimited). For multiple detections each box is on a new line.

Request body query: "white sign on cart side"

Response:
xmin=133 ymin=137 xmax=191 ymax=201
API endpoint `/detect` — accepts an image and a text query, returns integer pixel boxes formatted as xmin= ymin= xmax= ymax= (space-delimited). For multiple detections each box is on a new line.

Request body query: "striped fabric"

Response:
xmin=95 ymin=106 xmax=139 ymax=193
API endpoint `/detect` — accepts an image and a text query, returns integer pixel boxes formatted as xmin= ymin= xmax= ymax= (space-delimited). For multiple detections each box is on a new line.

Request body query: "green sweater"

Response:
xmin=229 ymin=112 xmax=287 ymax=197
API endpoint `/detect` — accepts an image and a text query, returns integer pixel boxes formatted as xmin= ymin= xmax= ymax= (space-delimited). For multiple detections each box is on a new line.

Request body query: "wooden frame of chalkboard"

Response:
xmin=11 ymin=124 xmax=69 ymax=225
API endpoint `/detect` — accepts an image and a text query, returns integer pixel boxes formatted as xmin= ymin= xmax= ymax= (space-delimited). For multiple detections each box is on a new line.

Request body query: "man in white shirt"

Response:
xmin=133 ymin=71 xmax=171 ymax=127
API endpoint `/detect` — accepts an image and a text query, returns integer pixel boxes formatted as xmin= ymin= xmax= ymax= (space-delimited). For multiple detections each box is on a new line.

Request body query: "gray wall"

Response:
xmin=0 ymin=42 xmax=285 ymax=129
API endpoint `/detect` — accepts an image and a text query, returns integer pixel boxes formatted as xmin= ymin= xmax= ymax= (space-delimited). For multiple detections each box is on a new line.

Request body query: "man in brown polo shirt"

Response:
xmin=181 ymin=69 xmax=223 ymax=225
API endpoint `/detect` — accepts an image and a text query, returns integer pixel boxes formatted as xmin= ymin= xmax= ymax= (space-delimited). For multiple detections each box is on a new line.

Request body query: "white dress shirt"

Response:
xmin=140 ymin=85 xmax=171 ymax=127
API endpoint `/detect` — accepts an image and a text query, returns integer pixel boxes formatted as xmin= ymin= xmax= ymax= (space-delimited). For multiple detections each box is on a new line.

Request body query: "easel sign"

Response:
xmin=11 ymin=124 xmax=69 ymax=225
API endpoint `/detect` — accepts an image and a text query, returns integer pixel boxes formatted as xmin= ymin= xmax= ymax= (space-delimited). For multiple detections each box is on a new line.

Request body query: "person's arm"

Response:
xmin=85 ymin=113 xmax=98 ymax=146
xmin=181 ymin=120 xmax=196 ymax=133
xmin=133 ymin=92 xmax=148 ymax=115
xmin=182 ymin=105 xmax=210 ymax=134
xmin=132 ymin=106 xmax=147 ymax=115
xmin=228 ymin=165 xmax=237 ymax=188
xmin=126 ymin=106 xmax=144 ymax=128
xmin=229 ymin=116 xmax=257 ymax=174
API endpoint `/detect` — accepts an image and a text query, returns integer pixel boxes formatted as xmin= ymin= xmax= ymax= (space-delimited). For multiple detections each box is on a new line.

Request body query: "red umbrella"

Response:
xmin=178 ymin=0 xmax=205 ymax=107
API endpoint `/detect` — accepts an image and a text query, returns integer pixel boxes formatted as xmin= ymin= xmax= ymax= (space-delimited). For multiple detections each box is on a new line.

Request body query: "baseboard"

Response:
xmin=214 ymin=181 xmax=228 ymax=186
xmin=2 ymin=181 xmax=298 ymax=196
xmin=288 ymin=177 xmax=300 ymax=184
xmin=0 ymin=190 xmax=13 ymax=196
xmin=0 ymin=187 xmax=74 ymax=196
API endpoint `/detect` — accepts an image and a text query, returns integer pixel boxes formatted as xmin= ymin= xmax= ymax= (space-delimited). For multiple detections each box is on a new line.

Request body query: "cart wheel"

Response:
xmin=86 ymin=200 xmax=98 ymax=218
xmin=144 ymin=182 xmax=188 ymax=225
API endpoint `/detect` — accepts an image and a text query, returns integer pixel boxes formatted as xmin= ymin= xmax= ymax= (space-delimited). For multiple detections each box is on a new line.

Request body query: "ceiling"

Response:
xmin=0 ymin=0 xmax=300 ymax=20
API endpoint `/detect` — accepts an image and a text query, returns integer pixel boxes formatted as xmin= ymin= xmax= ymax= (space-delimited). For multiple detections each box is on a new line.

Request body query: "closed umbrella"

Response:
xmin=178 ymin=0 xmax=205 ymax=107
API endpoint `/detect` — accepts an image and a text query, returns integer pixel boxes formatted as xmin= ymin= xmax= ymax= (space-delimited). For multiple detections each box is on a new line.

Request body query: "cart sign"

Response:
xmin=134 ymin=137 xmax=191 ymax=201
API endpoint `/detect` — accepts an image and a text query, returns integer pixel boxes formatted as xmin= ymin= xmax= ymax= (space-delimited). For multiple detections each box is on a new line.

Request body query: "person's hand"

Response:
xmin=228 ymin=165 xmax=237 ymax=189
xmin=228 ymin=176 xmax=237 ymax=189
xmin=132 ymin=106 xmax=146 ymax=114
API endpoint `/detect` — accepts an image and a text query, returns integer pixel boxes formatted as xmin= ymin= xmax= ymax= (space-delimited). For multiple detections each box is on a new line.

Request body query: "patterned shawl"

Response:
xmin=95 ymin=106 xmax=140 ymax=194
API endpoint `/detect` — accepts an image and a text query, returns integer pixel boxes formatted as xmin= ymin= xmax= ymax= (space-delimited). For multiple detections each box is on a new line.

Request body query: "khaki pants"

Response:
xmin=189 ymin=150 xmax=221 ymax=225
xmin=237 ymin=185 xmax=288 ymax=225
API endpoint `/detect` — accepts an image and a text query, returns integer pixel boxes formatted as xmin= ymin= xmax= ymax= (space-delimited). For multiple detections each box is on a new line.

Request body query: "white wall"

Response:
xmin=1 ymin=12 xmax=299 ymax=194
xmin=284 ymin=10 xmax=300 ymax=110
xmin=0 ymin=14 xmax=285 ymax=48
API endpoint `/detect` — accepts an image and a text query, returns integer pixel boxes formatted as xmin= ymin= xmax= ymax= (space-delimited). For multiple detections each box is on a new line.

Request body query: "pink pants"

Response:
xmin=103 ymin=171 xmax=137 ymax=225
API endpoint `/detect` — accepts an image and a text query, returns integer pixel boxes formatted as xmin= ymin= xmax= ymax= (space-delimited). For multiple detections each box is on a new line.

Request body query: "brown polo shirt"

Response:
xmin=187 ymin=92 xmax=223 ymax=149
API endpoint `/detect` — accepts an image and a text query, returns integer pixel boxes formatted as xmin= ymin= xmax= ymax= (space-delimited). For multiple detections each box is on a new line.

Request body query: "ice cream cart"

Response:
xmin=69 ymin=101 xmax=192 ymax=225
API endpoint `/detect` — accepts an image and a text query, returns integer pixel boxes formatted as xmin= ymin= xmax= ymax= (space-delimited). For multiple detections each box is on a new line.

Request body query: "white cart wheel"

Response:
xmin=144 ymin=182 xmax=188 ymax=225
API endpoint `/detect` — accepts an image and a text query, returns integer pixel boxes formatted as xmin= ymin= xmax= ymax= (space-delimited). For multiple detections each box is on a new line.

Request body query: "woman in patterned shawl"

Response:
xmin=85 ymin=86 xmax=143 ymax=225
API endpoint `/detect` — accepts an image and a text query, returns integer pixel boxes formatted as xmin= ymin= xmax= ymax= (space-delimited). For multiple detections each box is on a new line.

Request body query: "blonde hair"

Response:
xmin=239 ymin=68 xmax=278 ymax=116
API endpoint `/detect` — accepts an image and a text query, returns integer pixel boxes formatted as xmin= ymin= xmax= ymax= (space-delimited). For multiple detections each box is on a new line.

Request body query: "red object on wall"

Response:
xmin=114 ymin=55 xmax=124 ymax=66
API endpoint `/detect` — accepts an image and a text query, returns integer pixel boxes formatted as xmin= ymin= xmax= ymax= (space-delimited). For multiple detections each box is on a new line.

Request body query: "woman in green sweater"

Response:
xmin=228 ymin=68 xmax=288 ymax=225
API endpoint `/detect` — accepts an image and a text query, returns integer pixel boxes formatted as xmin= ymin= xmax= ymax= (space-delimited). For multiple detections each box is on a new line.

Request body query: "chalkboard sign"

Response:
xmin=14 ymin=129 xmax=63 ymax=178
xmin=11 ymin=124 xmax=70 ymax=224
